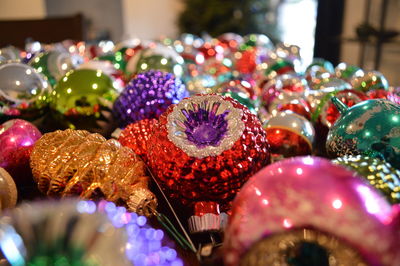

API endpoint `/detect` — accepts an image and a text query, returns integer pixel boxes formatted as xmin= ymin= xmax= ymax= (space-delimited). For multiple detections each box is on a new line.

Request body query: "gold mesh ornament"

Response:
xmin=30 ymin=129 xmax=157 ymax=216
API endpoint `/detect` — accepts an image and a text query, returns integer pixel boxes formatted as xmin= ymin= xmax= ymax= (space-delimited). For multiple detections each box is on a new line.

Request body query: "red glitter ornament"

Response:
xmin=118 ymin=119 xmax=157 ymax=163
xmin=235 ymin=48 xmax=257 ymax=74
xmin=147 ymin=95 xmax=270 ymax=217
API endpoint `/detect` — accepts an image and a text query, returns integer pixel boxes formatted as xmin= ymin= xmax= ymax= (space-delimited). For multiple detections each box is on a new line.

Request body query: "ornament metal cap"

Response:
xmin=331 ymin=96 xmax=348 ymax=114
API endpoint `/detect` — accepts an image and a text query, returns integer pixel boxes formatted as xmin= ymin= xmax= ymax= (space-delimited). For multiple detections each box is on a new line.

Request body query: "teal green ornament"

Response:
xmin=350 ymin=71 xmax=389 ymax=92
xmin=50 ymin=69 xmax=120 ymax=135
xmin=335 ymin=62 xmax=364 ymax=81
xmin=29 ymin=51 xmax=76 ymax=87
xmin=326 ymin=97 xmax=400 ymax=169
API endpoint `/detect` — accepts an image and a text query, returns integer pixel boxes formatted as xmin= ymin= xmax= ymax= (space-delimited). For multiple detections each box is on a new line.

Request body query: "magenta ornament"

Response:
xmin=224 ymin=156 xmax=399 ymax=266
xmin=0 ymin=119 xmax=42 ymax=186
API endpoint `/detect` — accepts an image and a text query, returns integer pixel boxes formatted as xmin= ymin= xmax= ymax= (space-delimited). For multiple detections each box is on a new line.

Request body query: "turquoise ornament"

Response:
xmin=326 ymin=97 xmax=400 ymax=169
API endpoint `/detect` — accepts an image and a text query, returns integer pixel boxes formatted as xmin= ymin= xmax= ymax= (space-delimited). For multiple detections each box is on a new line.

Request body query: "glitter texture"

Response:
xmin=148 ymin=94 xmax=270 ymax=211
xmin=167 ymin=94 xmax=244 ymax=158
xmin=119 ymin=118 xmax=158 ymax=163
xmin=113 ymin=70 xmax=188 ymax=128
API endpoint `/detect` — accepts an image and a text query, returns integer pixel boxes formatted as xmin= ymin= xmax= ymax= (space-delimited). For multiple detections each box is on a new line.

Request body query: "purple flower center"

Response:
xmin=181 ymin=103 xmax=229 ymax=148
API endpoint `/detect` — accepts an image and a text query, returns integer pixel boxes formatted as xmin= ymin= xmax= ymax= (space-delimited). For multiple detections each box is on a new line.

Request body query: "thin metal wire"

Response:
xmin=145 ymin=164 xmax=197 ymax=253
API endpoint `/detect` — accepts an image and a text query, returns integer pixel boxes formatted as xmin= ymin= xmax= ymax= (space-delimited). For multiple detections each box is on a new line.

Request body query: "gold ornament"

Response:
xmin=240 ymin=228 xmax=367 ymax=266
xmin=30 ymin=129 xmax=156 ymax=216
xmin=0 ymin=168 xmax=17 ymax=211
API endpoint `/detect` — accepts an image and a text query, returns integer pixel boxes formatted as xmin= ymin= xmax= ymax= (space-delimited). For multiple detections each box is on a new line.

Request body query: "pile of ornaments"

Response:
xmin=0 ymin=32 xmax=400 ymax=266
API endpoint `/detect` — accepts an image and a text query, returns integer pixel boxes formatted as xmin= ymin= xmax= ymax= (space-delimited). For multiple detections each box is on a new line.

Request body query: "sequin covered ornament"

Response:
xmin=113 ymin=70 xmax=188 ymax=128
xmin=147 ymin=94 xmax=270 ymax=233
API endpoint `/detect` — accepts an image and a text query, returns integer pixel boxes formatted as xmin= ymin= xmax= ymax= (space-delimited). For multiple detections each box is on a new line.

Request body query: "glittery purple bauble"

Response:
xmin=113 ymin=70 xmax=188 ymax=127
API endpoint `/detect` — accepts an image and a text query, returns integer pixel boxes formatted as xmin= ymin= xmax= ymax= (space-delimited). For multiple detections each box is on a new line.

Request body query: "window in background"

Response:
xmin=277 ymin=0 xmax=318 ymax=68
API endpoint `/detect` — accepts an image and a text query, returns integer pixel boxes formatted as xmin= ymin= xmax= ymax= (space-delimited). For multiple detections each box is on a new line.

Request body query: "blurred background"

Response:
xmin=0 ymin=0 xmax=399 ymax=84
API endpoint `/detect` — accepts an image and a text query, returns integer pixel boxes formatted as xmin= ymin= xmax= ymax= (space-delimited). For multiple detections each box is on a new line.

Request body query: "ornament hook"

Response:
xmin=331 ymin=96 xmax=348 ymax=114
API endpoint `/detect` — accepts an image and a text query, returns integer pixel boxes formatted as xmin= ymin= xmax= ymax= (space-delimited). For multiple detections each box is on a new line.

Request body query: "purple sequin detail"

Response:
xmin=113 ymin=70 xmax=188 ymax=127
xmin=182 ymin=103 xmax=229 ymax=148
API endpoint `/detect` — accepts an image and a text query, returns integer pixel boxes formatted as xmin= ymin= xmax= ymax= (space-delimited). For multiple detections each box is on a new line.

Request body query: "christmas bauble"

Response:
xmin=309 ymin=76 xmax=352 ymax=91
xmin=0 ymin=46 xmax=20 ymax=61
xmin=78 ymin=59 xmax=126 ymax=88
xmin=0 ymin=168 xmax=17 ymax=210
xmin=334 ymin=62 xmax=364 ymax=81
xmin=262 ymin=57 xmax=296 ymax=80
xmin=0 ymin=119 xmax=41 ymax=187
xmin=242 ymin=34 xmax=274 ymax=51
xmin=30 ymin=129 xmax=156 ymax=216
xmin=127 ymin=44 xmax=185 ymax=78
xmin=305 ymin=58 xmax=334 ymax=80
xmin=0 ymin=199 xmax=182 ymax=266
xmin=261 ymin=74 xmax=308 ymax=105
xmin=264 ymin=111 xmax=314 ymax=160
xmin=326 ymin=98 xmax=400 ymax=169
xmin=28 ymin=50 xmax=76 ymax=87
xmin=351 ymin=71 xmax=389 ymax=92
xmin=0 ymin=62 xmax=50 ymax=121
xmin=100 ymin=38 xmax=146 ymax=74
xmin=185 ymin=74 xmax=216 ymax=95
xmin=224 ymin=156 xmax=399 ymax=266
xmin=50 ymin=69 xmax=120 ymax=135
xmin=235 ymin=48 xmax=257 ymax=74
xmin=118 ymin=118 xmax=157 ymax=163
xmin=333 ymin=155 xmax=400 ymax=204
xmin=147 ymin=94 xmax=270 ymax=231
xmin=215 ymin=79 xmax=260 ymax=114
xmin=218 ymin=32 xmax=243 ymax=52
xmin=113 ymin=70 xmax=188 ymax=128
xmin=312 ymin=89 xmax=368 ymax=128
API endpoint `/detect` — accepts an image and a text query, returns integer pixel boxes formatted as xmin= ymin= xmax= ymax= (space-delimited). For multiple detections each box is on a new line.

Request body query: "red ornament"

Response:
xmin=235 ymin=48 xmax=257 ymax=74
xmin=147 ymin=94 xmax=270 ymax=214
xmin=264 ymin=112 xmax=315 ymax=161
xmin=118 ymin=119 xmax=157 ymax=163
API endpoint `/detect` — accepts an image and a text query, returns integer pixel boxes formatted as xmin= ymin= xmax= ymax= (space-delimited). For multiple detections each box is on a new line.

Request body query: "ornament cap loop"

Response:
xmin=331 ymin=96 xmax=348 ymax=114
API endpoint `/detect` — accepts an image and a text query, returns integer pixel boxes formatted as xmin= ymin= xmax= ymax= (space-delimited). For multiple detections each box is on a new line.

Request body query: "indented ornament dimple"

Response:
xmin=167 ymin=94 xmax=245 ymax=158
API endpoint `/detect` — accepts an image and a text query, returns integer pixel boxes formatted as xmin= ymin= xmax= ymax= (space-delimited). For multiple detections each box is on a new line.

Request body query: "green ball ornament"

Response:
xmin=333 ymin=155 xmax=400 ymax=204
xmin=29 ymin=51 xmax=76 ymax=87
xmin=241 ymin=34 xmax=274 ymax=51
xmin=350 ymin=71 xmax=389 ymax=92
xmin=50 ymin=69 xmax=119 ymax=135
xmin=335 ymin=62 xmax=364 ymax=81
xmin=127 ymin=44 xmax=185 ymax=78
xmin=326 ymin=97 xmax=400 ymax=169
